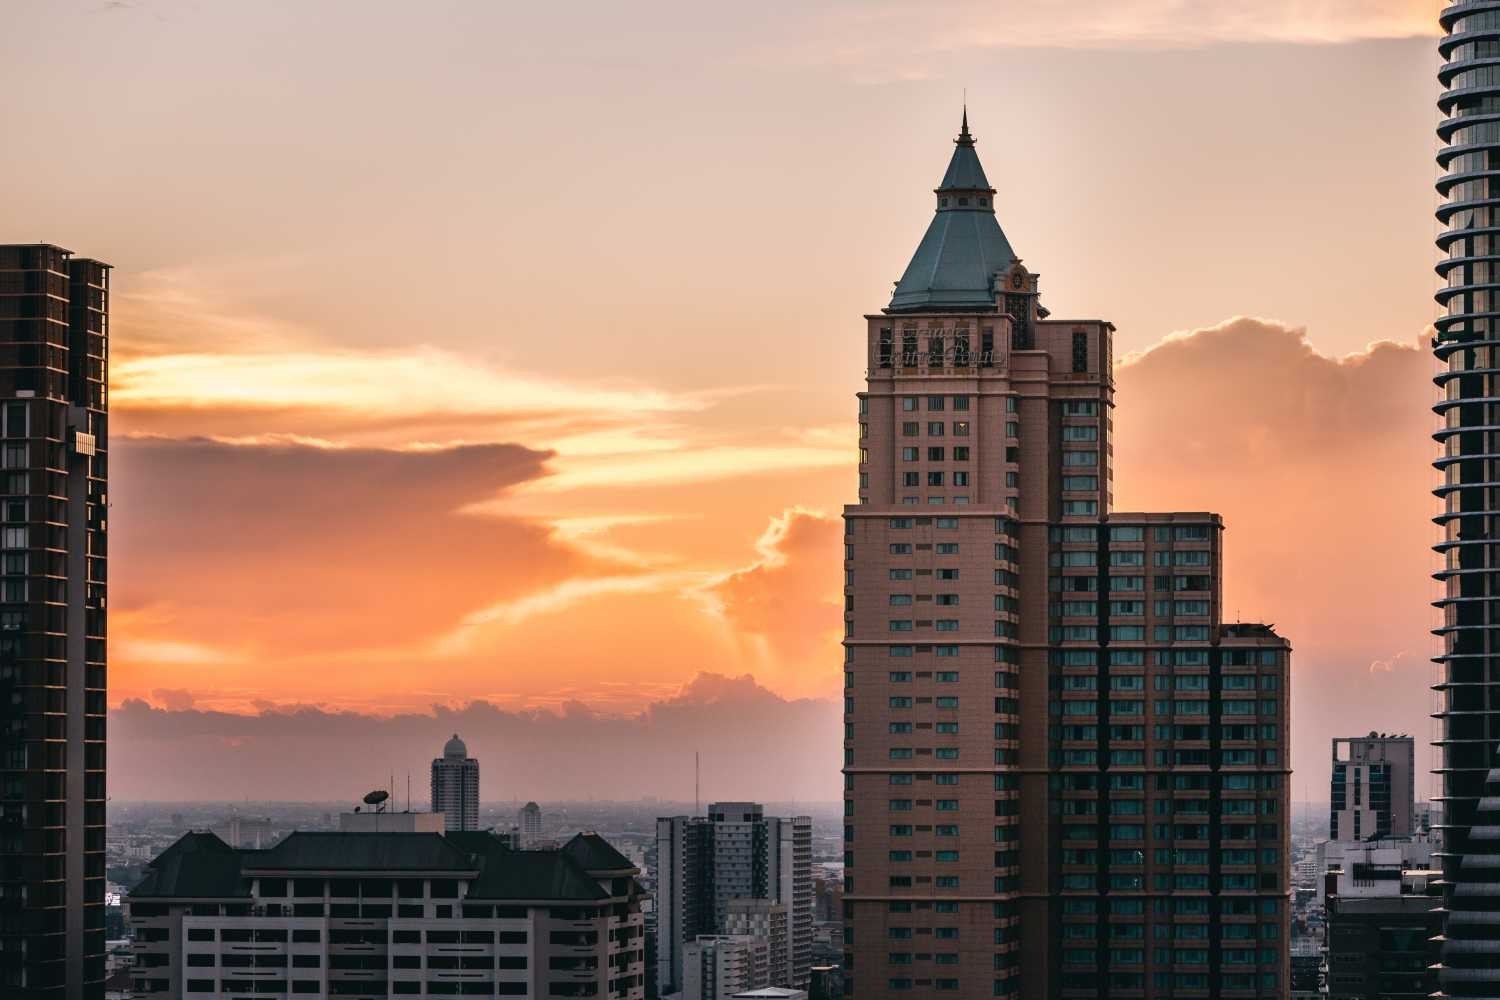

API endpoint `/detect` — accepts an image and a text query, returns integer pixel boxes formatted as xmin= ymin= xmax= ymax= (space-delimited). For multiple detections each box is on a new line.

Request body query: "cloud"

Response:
xmin=150 ymin=688 xmax=195 ymax=711
xmin=748 ymin=0 xmax=1436 ymax=77
xmin=113 ymin=347 xmax=697 ymax=422
xmin=108 ymin=673 xmax=842 ymax=802
xmin=1113 ymin=316 xmax=1436 ymax=797
xmin=705 ymin=508 xmax=844 ymax=666
xmin=109 ymin=437 xmax=595 ymax=683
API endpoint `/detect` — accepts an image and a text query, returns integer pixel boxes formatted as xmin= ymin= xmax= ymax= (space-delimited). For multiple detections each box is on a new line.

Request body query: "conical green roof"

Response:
xmin=888 ymin=112 xmax=1017 ymax=314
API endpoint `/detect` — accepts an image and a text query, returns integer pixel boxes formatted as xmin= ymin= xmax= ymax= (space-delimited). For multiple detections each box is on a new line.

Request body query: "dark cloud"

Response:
xmin=108 ymin=673 xmax=841 ymax=803
xmin=109 ymin=437 xmax=589 ymax=654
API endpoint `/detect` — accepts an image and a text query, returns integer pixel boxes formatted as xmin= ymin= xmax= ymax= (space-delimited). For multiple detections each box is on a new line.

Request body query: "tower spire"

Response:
xmin=957 ymin=104 xmax=973 ymax=147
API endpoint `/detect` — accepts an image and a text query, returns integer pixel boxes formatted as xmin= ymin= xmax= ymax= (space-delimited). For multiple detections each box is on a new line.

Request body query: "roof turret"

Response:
xmin=888 ymin=110 xmax=1018 ymax=314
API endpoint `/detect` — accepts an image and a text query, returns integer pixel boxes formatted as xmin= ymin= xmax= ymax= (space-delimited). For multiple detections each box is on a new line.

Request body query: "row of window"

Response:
xmin=1057 ymin=748 xmax=1281 ymax=766
xmin=886 ymin=568 xmax=961 ymax=580
xmin=1060 ymin=921 xmax=1278 ymax=939
xmin=1050 ymin=649 xmax=1282 ymax=667
xmin=1054 ymin=773 xmax=1279 ymax=791
xmin=900 ymin=421 xmax=973 ymax=437
xmin=1061 ymin=873 xmax=1278 ymax=892
xmin=1058 ymin=701 xmax=1278 ymax=719
xmin=1053 ymin=524 xmax=1212 ymax=542
xmin=1052 ymin=573 xmax=1213 ymax=593
xmin=1053 ymin=550 xmax=1210 ymax=567
xmin=1053 ymin=600 xmax=1211 ymax=616
xmin=1060 ymin=847 xmax=1278 ymax=866
xmin=1064 ymin=673 xmax=1262 ymax=693
xmin=186 ymin=983 xmax=531 ymax=997
xmin=879 ymin=646 xmax=1018 ymax=661
xmin=1059 ymin=947 xmax=1278 ymax=964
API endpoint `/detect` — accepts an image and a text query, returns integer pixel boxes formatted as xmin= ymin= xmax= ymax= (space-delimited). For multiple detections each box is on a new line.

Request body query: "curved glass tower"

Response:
xmin=1436 ymin=3 xmax=1500 ymax=994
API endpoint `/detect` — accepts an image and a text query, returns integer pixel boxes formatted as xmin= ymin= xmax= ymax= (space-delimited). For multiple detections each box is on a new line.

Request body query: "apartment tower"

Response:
xmin=841 ymin=116 xmax=1290 ymax=999
xmin=656 ymin=804 xmax=813 ymax=996
xmin=1435 ymin=2 xmax=1500 ymax=994
xmin=1329 ymin=733 xmax=1415 ymax=842
xmin=0 ymin=245 xmax=109 ymax=1000
xmin=430 ymin=733 xmax=479 ymax=832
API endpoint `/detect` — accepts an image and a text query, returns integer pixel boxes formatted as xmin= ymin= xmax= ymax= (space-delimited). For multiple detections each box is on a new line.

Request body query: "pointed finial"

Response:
xmin=957 ymin=102 xmax=974 ymax=146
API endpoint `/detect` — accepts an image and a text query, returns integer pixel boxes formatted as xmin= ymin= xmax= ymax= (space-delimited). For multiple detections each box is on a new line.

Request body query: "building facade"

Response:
xmin=0 ymin=244 xmax=110 ymax=1000
xmin=682 ymin=935 xmax=770 ymax=1000
xmin=430 ymin=734 xmax=478 ymax=833
xmin=126 ymin=829 xmax=647 ymax=999
xmin=518 ymin=803 xmax=542 ymax=847
xmin=1329 ymin=734 xmax=1415 ymax=841
xmin=1435 ymin=3 xmax=1500 ymax=995
xmin=1322 ymin=846 xmax=1440 ymax=1000
xmin=841 ymin=116 xmax=1291 ymax=999
xmin=656 ymin=804 xmax=812 ymax=996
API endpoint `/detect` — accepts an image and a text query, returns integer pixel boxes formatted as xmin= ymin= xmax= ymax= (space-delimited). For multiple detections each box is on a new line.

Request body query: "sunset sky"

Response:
xmin=0 ymin=1 xmax=1448 ymax=802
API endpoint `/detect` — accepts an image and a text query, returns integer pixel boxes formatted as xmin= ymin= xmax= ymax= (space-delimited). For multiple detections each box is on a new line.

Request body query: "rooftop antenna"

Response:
xmin=695 ymin=751 xmax=701 ymax=815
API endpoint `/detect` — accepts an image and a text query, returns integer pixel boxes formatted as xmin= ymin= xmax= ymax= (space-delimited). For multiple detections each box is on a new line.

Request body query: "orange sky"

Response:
xmin=0 ymin=1 xmax=1448 ymax=800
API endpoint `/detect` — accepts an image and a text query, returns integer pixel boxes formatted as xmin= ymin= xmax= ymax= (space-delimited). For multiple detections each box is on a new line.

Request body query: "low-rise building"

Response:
xmin=1323 ymin=845 xmax=1440 ymax=1000
xmin=126 ymin=828 xmax=647 ymax=999
xmin=682 ymin=935 xmax=770 ymax=1000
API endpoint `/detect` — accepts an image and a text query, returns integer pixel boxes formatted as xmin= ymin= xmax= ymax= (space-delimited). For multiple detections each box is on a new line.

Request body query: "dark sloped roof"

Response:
xmin=128 ymin=828 xmax=639 ymax=905
xmin=130 ymin=832 xmax=248 ymax=899
xmin=888 ymin=114 xmax=1017 ymax=314
xmin=247 ymin=833 xmax=475 ymax=873
xmin=562 ymin=832 xmax=634 ymax=873
xmin=444 ymin=830 xmax=512 ymax=856
xmin=467 ymin=850 xmax=609 ymax=902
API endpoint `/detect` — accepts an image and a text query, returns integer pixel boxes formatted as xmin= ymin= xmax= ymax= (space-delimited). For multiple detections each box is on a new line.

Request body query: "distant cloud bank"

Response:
xmin=109 ymin=672 xmax=842 ymax=803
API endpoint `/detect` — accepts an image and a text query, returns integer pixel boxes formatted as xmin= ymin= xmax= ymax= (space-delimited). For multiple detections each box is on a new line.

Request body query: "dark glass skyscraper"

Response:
xmin=1436 ymin=4 xmax=1500 ymax=995
xmin=0 ymin=245 xmax=109 ymax=999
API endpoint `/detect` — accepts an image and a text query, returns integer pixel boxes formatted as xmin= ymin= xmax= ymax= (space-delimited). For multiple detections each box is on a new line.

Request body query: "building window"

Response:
xmin=1073 ymin=331 xmax=1088 ymax=373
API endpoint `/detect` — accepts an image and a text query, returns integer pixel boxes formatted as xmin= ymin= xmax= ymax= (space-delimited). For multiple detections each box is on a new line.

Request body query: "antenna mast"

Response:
xmin=695 ymin=751 xmax=700 ymax=814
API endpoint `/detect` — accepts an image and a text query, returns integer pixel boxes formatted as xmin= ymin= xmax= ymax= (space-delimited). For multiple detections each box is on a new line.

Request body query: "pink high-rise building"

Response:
xmin=841 ymin=115 xmax=1291 ymax=999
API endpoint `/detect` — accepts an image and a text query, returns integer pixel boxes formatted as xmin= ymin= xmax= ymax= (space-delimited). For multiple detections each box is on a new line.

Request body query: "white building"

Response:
xmin=656 ymin=803 xmax=812 ymax=996
xmin=518 ymin=801 xmax=543 ymax=846
xmin=683 ymin=935 xmax=770 ymax=1000
xmin=430 ymin=733 xmax=479 ymax=832
xmin=126 ymin=828 xmax=646 ymax=999
xmin=337 ymin=809 xmax=445 ymax=833
xmin=1316 ymin=835 xmax=1437 ymax=903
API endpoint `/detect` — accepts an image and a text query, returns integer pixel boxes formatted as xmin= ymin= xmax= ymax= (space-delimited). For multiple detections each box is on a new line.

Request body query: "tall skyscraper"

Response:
xmin=657 ymin=803 xmax=812 ymax=996
xmin=1435 ymin=4 xmax=1500 ymax=994
xmin=430 ymin=733 xmax=479 ymax=832
xmin=1329 ymin=733 xmax=1415 ymax=842
xmin=0 ymin=245 xmax=109 ymax=1000
xmin=842 ymin=116 xmax=1290 ymax=999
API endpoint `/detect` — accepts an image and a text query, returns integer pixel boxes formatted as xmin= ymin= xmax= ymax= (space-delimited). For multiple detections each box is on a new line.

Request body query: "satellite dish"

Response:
xmin=363 ymin=790 xmax=390 ymax=810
